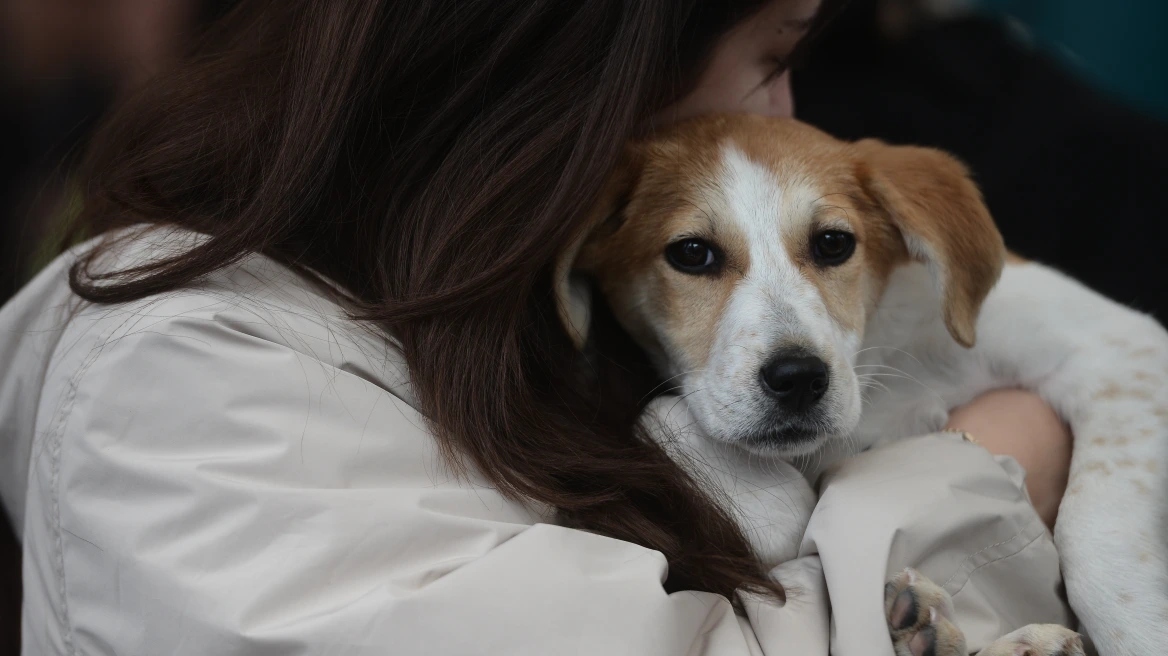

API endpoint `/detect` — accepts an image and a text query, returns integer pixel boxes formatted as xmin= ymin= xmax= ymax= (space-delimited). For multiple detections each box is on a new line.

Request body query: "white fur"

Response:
xmin=678 ymin=147 xmax=862 ymax=453
xmin=654 ymin=143 xmax=1168 ymax=655
xmin=644 ymin=395 xmax=816 ymax=567
xmin=839 ymin=261 xmax=1168 ymax=656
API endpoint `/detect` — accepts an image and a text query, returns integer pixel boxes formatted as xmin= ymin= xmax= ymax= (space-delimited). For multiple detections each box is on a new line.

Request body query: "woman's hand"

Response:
xmin=945 ymin=389 xmax=1072 ymax=531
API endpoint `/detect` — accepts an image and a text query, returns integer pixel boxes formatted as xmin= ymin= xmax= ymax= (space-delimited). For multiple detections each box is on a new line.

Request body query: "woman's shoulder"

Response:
xmin=4 ymin=229 xmax=555 ymax=653
xmin=8 ymin=225 xmax=416 ymax=405
xmin=0 ymin=226 xmax=423 ymax=528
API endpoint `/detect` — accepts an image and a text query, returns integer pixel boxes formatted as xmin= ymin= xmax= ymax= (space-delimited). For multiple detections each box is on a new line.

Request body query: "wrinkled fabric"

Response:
xmin=0 ymin=230 xmax=1069 ymax=655
xmin=804 ymin=435 xmax=1074 ymax=655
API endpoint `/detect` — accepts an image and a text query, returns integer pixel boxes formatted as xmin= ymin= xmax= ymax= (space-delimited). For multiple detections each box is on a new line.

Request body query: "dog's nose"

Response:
xmin=760 ymin=355 xmax=830 ymax=412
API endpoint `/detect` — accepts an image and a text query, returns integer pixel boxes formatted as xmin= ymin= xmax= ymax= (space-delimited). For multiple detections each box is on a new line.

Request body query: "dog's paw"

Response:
xmin=974 ymin=624 xmax=1085 ymax=656
xmin=885 ymin=567 xmax=967 ymax=656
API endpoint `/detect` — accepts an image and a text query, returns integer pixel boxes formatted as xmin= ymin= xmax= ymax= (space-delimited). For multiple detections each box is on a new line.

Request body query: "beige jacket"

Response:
xmin=0 ymin=230 xmax=1071 ymax=655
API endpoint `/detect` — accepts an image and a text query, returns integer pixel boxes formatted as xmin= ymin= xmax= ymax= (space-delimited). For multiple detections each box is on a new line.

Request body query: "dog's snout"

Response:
xmin=760 ymin=354 xmax=829 ymax=412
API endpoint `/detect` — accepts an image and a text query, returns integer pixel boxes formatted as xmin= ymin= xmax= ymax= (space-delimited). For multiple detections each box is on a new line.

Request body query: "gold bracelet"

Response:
xmin=944 ymin=428 xmax=979 ymax=446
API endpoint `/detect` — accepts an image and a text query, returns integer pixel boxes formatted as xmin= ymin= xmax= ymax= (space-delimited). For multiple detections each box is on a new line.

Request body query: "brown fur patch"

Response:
xmin=1096 ymin=383 xmax=1123 ymax=400
xmin=563 ymin=115 xmax=1005 ymax=370
xmin=1094 ymin=382 xmax=1158 ymax=401
xmin=576 ymin=132 xmax=750 ymax=370
xmin=852 ymin=140 xmax=1005 ymax=347
xmin=1082 ymin=461 xmax=1112 ymax=476
xmin=576 ymin=116 xmax=885 ymax=368
xmin=709 ymin=116 xmax=905 ymax=335
xmin=1133 ymin=370 xmax=1159 ymax=383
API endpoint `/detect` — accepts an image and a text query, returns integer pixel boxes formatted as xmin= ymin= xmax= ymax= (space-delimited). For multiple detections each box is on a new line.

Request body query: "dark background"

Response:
xmin=2 ymin=0 xmax=1167 ymax=652
xmin=1 ymin=2 xmax=234 ymax=651
xmin=795 ymin=0 xmax=1168 ymax=320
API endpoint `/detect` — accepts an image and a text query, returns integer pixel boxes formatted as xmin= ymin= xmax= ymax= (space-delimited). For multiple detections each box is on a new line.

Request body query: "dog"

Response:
xmin=554 ymin=114 xmax=1168 ymax=656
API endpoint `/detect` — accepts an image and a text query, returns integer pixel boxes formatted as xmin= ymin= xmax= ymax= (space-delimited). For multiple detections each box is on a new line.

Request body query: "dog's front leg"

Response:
xmin=884 ymin=568 xmax=1084 ymax=656
xmin=974 ymin=261 xmax=1168 ymax=656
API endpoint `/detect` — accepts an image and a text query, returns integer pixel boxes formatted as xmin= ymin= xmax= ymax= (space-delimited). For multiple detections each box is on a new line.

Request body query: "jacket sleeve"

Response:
xmin=22 ymin=305 xmax=830 ymax=656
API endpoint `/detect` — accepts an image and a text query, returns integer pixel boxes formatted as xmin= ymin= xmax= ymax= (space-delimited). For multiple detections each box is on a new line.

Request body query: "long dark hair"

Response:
xmin=69 ymin=0 xmax=841 ymax=603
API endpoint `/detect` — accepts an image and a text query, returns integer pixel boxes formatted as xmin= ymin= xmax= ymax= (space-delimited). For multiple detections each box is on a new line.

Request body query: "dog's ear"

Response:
xmin=553 ymin=153 xmax=639 ymax=349
xmin=856 ymin=140 xmax=1005 ymax=348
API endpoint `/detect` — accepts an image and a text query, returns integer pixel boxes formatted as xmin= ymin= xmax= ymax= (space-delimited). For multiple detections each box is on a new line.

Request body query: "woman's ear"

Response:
xmin=855 ymin=139 xmax=1006 ymax=348
xmin=554 ymin=153 xmax=639 ymax=349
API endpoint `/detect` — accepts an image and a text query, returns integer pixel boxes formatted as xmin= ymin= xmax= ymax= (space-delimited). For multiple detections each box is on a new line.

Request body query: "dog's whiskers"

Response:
xmin=852 ymin=345 xmax=928 ymax=371
xmin=855 ymin=375 xmax=891 ymax=395
xmin=854 ymin=365 xmax=943 ymax=403
xmin=640 ymin=369 xmax=707 ymax=405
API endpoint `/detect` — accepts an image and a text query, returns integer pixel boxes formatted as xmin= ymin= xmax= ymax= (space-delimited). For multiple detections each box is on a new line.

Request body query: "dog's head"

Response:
xmin=556 ymin=115 xmax=1004 ymax=456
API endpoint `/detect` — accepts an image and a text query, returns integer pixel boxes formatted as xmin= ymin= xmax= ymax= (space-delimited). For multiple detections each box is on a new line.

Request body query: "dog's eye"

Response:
xmin=812 ymin=230 xmax=856 ymax=266
xmin=665 ymin=238 xmax=719 ymax=273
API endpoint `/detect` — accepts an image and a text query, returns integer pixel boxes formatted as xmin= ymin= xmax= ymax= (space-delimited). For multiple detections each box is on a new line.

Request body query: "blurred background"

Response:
xmin=1 ymin=0 xmax=1166 ymax=651
xmin=1 ymin=1 xmax=234 ymax=650
xmin=794 ymin=0 xmax=1168 ymax=324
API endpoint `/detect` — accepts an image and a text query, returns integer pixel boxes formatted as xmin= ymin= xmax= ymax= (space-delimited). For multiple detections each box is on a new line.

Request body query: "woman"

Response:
xmin=0 ymin=1 xmax=1072 ymax=653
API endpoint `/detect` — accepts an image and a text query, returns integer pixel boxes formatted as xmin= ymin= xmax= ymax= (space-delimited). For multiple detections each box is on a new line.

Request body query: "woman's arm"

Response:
xmin=945 ymin=389 xmax=1072 ymax=530
xmin=17 ymin=284 xmax=831 ymax=655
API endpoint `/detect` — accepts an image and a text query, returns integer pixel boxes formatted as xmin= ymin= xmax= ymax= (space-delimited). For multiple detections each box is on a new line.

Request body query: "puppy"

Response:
xmin=555 ymin=115 xmax=1168 ymax=656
